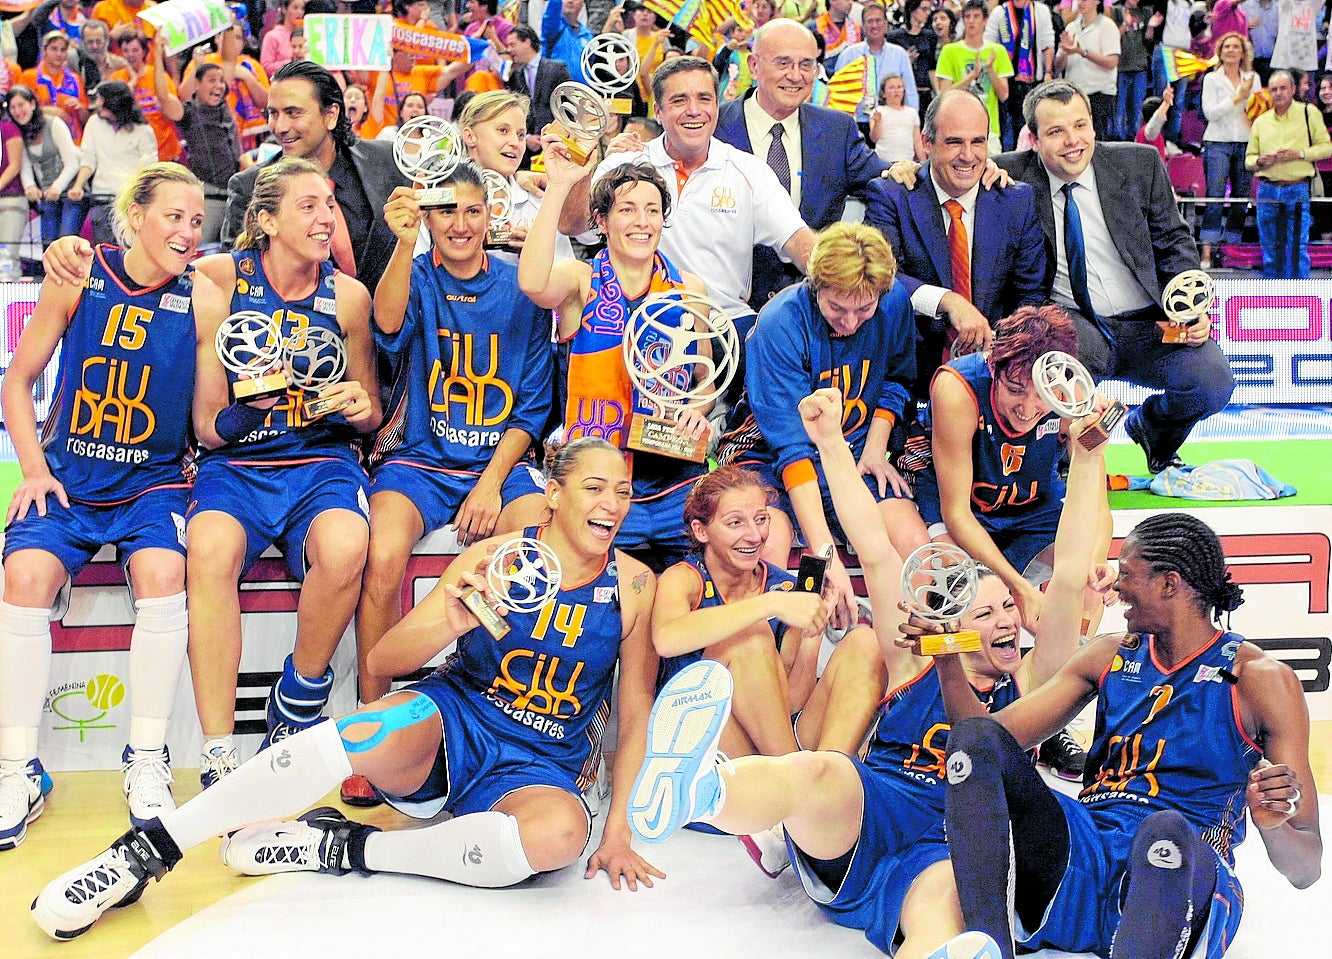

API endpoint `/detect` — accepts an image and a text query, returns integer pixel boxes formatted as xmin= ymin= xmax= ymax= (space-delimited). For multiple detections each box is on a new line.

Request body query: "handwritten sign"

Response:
xmin=307 ymin=14 xmax=393 ymax=70
xmin=137 ymin=0 xmax=235 ymax=56
xmin=306 ymin=15 xmax=488 ymax=70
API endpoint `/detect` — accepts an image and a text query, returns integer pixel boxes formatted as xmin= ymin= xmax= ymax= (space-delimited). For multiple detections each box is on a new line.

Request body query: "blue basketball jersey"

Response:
xmin=863 ymin=662 xmax=1022 ymax=807
xmin=218 ymin=250 xmax=357 ymax=463
xmin=434 ymin=528 xmax=623 ymax=782
xmin=656 ymin=556 xmax=797 ymax=689
xmin=370 ymin=251 xmax=552 ymax=472
xmin=927 ymin=352 xmax=1065 ymax=524
xmin=1079 ymin=631 xmax=1262 ymax=867
xmin=41 ymin=245 xmax=196 ymax=505
xmin=681 ymin=555 xmax=796 ymax=639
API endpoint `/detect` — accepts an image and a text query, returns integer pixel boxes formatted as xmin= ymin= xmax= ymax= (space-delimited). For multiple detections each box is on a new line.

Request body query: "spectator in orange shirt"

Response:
xmin=204 ymin=19 xmax=270 ymax=150
xmin=363 ymin=46 xmax=462 ymax=139
xmin=22 ymin=32 xmax=88 ymax=143
xmin=109 ymin=25 xmax=183 ymax=161
xmin=89 ymin=0 xmax=156 ymax=32
xmin=0 ymin=59 xmax=20 ymax=97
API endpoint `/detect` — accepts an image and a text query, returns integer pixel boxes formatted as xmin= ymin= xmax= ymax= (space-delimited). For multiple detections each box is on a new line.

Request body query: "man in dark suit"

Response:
xmin=223 ymin=60 xmax=408 ymax=295
xmin=505 ymin=24 xmax=569 ymax=159
xmin=715 ymin=18 xmax=887 ymax=308
xmin=995 ymin=79 xmax=1234 ymax=474
xmin=865 ymin=88 xmax=1048 ymax=397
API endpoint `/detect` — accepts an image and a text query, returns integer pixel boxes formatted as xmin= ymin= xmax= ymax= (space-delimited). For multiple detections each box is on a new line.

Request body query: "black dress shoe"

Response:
xmin=1124 ymin=409 xmax=1185 ymax=475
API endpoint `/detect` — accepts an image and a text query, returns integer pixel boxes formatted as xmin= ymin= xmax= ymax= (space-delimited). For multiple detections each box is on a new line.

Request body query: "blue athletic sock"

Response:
xmin=271 ymin=655 xmax=333 ymax=726
xmin=1110 ymin=811 xmax=1216 ymax=959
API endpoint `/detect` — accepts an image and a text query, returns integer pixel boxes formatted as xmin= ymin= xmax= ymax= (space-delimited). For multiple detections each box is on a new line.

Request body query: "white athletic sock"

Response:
xmin=162 ymin=720 xmax=352 ymax=850
xmin=0 ymin=602 xmax=53 ymax=762
xmin=362 ymin=811 xmax=536 ymax=887
xmin=128 ymin=592 xmax=188 ymax=752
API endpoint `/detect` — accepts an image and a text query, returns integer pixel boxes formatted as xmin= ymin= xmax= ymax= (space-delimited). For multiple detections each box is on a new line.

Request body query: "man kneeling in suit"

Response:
xmin=865 ymin=88 xmax=1048 ymax=398
xmin=995 ymin=80 xmax=1234 ymax=474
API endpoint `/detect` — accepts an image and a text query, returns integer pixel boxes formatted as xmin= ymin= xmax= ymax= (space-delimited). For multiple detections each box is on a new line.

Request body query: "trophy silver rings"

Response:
xmin=1032 ymin=350 xmax=1125 ymax=451
xmin=581 ymin=33 xmax=640 ymax=115
xmin=393 ymin=115 xmax=467 ymax=208
xmin=1161 ymin=269 xmax=1214 ymax=344
xmin=215 ymin=310 xmax=288 ymax=402
xmin=461 ymin=536 xmax=564 ymax=639
xmin=622 ymin=290 xmax=740 ymax=462
xmin=481 ymin=168 xmax=513 ymax=248
xmin=282 ymin=326 xmax=347 ymax=419
xmin=547 ymin=81 xmax=610 ymax=164
xmin=900 ymin=542 xmax=982 ymax=655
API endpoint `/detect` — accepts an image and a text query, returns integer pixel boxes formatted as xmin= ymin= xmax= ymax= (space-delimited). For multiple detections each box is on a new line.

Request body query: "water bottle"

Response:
xmin=0 ymin=253 xmax=18 ymax=282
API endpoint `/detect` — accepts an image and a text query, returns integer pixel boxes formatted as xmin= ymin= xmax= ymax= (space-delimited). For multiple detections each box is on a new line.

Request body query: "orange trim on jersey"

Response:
xmin=535 ymin=524 xmax=610 ymax=591
xmin=222 ymin=455 xmax=352 ymax=469
xmin=432 ymin=248 xmax=489 ymax=272
xmin=630 ymin=470 xmax=702 ymax=504
xmin=879 ymin=659 xmax=935 ymax=708
xmin=379 ymin=459 xmax=484 ymax=478
xmin=782 ymin=458 xmax=817 ymax=491
xmin=872 ymin=409 xmax=896 ymax=430
xmin=94 ymin=244 xmax=179 ymax=298
xmin=1148 ymin=629 xmax=1223 ymax=676
xmin=73 ymin=481 xmax=191 ymax=508
xmin=678 ymin=561 xmax=707 ymax=611
xmin=1230 ymin=682 xmax=1262 ymax=752
xmin=932 ymin=363 xmax=980 ymax=417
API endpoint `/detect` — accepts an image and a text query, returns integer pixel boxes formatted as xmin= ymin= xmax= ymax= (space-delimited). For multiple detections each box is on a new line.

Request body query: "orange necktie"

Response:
xmin=944 ymin=199 xmax=971 ymax=302
xmin=326 ymin=178 xmax=358 ymax=279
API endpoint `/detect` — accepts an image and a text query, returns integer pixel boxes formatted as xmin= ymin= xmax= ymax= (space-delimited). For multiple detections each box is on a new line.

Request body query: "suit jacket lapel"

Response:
xmin=1024 ymin=153 xmax=1056 ymax=246
xmin=911 ymin=163 xmax=953 ymax=287
xmin=722 ymin=94 xmax=755 ymax=152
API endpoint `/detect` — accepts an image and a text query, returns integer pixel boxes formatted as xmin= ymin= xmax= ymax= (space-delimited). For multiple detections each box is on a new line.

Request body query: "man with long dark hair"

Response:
xmin=221 ymin=60 xmax=407 ymax=292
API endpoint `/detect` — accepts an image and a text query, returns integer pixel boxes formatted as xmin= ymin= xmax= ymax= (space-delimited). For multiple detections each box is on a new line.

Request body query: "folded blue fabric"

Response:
xmin=1150 ymin=460 xmax=1297 ymax=501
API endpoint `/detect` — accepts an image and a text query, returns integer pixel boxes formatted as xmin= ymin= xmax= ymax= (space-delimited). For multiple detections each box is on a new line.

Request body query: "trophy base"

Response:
xmin=1077 ymin=400 xmax=1128 ymax=451
xmin=485 ymin=228 xmax=512 ymax=249
xmin=920 ymin=629 xmax=982 ymax=656
xmin=461 ymin=588 xmax=510 ymax=640
xmin=303 ymin=393 xmax=345 ymax=420
xmin=232 ymin=371 xmax=289 ymax=403
xmin=1160 ymin=322 xmax=1191 ymax=344
xmin=417 ymin=186 xmax=458 ymax=209
xmin=628 ymin=415 xmax=708 ymax=463
xmin=609 ymin=97 xmax=633 ymax=115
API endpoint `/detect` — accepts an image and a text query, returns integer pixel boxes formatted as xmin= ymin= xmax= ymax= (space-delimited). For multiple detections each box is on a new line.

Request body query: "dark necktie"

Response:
xmin=1062 ymin=182 xmax=1095 ymax=323
xmin=767 ymin=122 xmax=792 ymax=194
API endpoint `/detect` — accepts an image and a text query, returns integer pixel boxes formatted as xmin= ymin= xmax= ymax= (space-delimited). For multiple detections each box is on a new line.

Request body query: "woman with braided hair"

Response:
xmin=937 ymin=512 xmax=1323 ymax=959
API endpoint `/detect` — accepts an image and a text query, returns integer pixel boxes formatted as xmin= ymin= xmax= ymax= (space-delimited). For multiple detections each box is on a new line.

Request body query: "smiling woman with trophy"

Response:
xmin=184 ymin=157 xmax=383 ymax=792
xmin=519 ymin=134 xmax=735 ymax=570
xmin=458 ymin=90 xmax=580 ymax=263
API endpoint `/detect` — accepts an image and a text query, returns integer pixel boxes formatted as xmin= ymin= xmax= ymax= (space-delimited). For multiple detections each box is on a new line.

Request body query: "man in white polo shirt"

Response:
xmin=562 ymin=56 xmax=815 ymax=328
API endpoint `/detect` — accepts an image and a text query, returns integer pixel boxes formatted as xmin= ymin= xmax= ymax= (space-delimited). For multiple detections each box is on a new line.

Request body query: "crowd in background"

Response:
xmin=3 ymin=0 xmax=1332 ymax=275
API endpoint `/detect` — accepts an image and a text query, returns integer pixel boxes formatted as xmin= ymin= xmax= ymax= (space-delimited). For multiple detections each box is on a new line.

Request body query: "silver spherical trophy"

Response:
xmin=547 ymin=81 xmax=610 ymax=164
xmin=463 ymin=536 xmax=564 ymax=639
xmin=1031 ymin=350 xmax=1125 ymax=451
xmin=580 ymin=33 xmax=640 ymax=115
xmin=900 ymin=542 xmax=982 ymax=655
xmin=215 ymin=310 xmax=288 ymax=402
xmin=282 ymin=326 xmax=347 ymax=420
xmin=393 ymin=115 xmax=467 ymax=209
xmin=1161 ymin=269 xmax=1214 ymax=344
xmin=481 ymin=168 xmax=513 ymax=248
xmin=622 ymin=290 xmax=740 ymax=462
